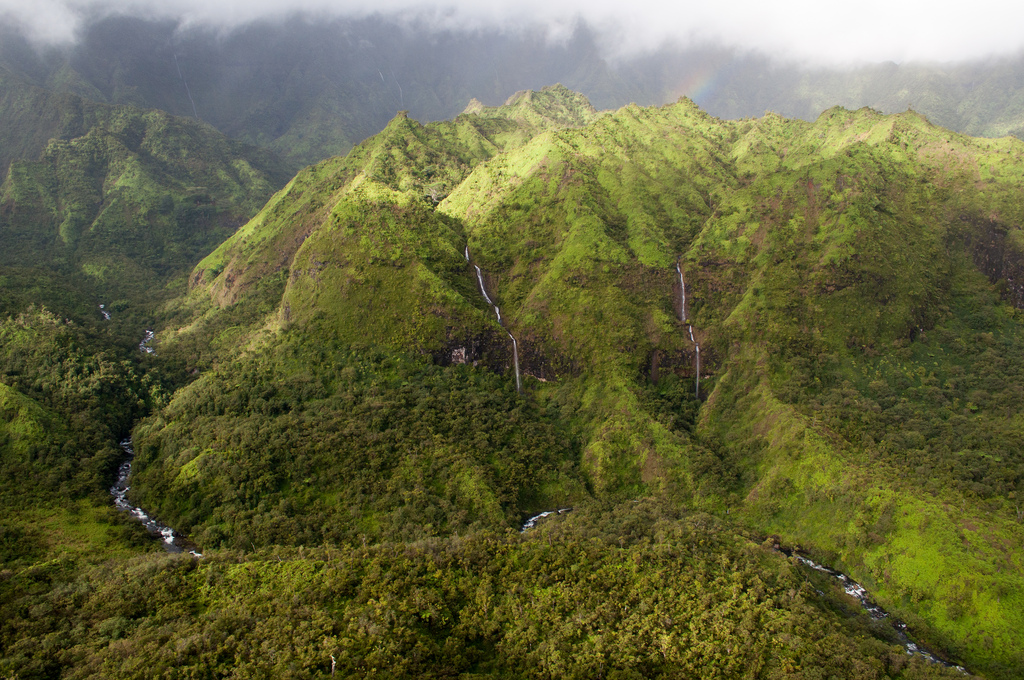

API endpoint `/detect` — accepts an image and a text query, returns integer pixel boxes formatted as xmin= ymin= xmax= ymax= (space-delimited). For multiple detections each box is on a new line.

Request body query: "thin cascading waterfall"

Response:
xmin=676 ymin=261 xmax=686 ymax=321
xmin=390 ymin=67 xmax=404 ymax=108
xmin=464 ymin=245 xmax=470 ymax=262
xmin=474 ymin=265 xmax=494 ymax=306
xmin=474 ymin=262 xmax=520 ymax=393
xmin=695 ymin=344 xmax=701 ymax=398
xmin=688 ymin=325 xmax=694 ymax=343
xmin=173 ymin=53 xmax=199 ymax=120
xmin=509 ymin=333 xmax=521 ymax=393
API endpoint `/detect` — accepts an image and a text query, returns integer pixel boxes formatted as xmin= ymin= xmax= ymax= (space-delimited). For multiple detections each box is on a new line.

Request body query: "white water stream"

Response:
xmin=99 ymin=304 xmax=111 ymax=321
xmin=520 ymin=507 xmax=573 ymax=532
xmin=139 ymin=330 xmax=155 ymax=354
xmin=788 ymin=551 xmax=965 ymax=672
xmin=173 ymin=53 xmax=199 ymax=120
xmin=676 ymin=261 xmax=686 ymax=321
xmin=509 ymin=333 xmax=520 ymax=392
xmin=474 ymin=265 xmax=494 ymax=306
xmin=111 ymin=439 xmax=201 ymax=557
xmin=695 ymin=344 xmax=700 ymax=398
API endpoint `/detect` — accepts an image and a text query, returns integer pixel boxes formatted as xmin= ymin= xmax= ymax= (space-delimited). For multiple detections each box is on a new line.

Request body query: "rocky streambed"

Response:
xmin=111 ymin=439 xmax=201 ymax=557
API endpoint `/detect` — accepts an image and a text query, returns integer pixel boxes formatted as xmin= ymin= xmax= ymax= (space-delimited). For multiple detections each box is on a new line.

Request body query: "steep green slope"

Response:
xmin=705 ymin=109 xmax=1024 ymax=675
xmin=132 ymin=90 xmax=1024 ymax=675
xmin=129 ymin=86 xmax=598 ymax=547
xmin=186 ymin=85 xmax=596 ymax=346
xmin=0 ymin=66 xmax=108 ymax=178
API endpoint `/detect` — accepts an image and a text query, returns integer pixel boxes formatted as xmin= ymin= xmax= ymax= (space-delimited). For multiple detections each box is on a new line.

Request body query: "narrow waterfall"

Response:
xmin=676 ymin=261 xmax=686 ymax=321
xmin=473 ymin=261 xmax=521 ymax=393
xmin=695 ymin=344 xmax=701 ymax=398
xmin=688 ymin=325 xmax=694 ymax=343
xmin=465 ymin=245 xmax=470 ymax=262
xmin=173 ymin=53 xmax=199 ymax=120
xmin=474 ymin=265 xmax=494 ymax=306
xmin=509 ymin=333 xmax=521 ymax=393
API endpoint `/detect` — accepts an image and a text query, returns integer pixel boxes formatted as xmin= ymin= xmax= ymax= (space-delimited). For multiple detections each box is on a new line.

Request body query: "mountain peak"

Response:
xmin=462 ymin=98 xmax=485 ymax=115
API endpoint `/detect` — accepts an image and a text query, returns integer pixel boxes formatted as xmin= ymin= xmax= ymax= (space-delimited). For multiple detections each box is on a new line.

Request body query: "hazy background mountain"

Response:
xmin=3 ymin=15 xmax=1024 ymax=171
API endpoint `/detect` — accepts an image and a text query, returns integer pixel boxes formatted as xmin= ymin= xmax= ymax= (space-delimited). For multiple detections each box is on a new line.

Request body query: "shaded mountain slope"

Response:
xmin=0 ymin=16 xmax=626 ymax=169
xmin=0 ymin=66 xmax=108 ymax=178
xmin=0 ymin=95 xmax=292 ymax=306
xmin=9 ymin=15 xmax=1024 ymax=173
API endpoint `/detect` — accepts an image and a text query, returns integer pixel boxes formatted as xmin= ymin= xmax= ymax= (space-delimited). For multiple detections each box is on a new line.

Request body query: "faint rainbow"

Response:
xmin=666 ymin=61 xmax=729 ymax=107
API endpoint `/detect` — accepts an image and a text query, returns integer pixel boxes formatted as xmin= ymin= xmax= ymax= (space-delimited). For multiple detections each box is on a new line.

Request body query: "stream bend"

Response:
xmin=111 ymin=439 xmax=201 ymax=557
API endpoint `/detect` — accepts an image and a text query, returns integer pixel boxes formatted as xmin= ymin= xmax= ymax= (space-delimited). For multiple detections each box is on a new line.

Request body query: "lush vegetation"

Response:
xmin=4 ymin=85 xmax=1024 ymax=678
xmin=0 ymin=500 xmax=964 ymax=679
xmin=131 ymin=329 xmax=583 ymax=549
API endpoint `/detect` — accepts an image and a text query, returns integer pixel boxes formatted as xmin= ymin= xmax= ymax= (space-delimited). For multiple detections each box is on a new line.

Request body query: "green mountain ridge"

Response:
xmin=122 ymin=89 xmax=1024 ymax=675
xmin=3 ymin=86 xmax=1024 ymax=677
xmin=10 ymin=15 xmax=1024 ymax=171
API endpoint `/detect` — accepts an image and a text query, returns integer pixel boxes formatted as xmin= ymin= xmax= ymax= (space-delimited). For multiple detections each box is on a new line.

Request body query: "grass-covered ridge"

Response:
xmin=2 ymin=86 xmax=1020 ymax=677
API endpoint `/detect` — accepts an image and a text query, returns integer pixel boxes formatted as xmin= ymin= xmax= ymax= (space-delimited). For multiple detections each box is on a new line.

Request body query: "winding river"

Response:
xmin=785 ymin=550 xmax=966 ymax=672
xmin=111 ymin=439 xmax=201 ymax=557
xmin=520 ymin=507 xmax=573 ymax=532
xmin=139 ymin=330 xmax=155 ymax=354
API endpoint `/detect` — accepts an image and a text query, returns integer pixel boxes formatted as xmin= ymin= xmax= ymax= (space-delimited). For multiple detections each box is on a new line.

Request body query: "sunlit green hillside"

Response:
xmin=144 ymin=88 xmax=1024 ymax=676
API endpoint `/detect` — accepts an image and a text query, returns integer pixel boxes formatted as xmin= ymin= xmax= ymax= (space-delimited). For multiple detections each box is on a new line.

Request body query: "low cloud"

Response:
xmin=2 ymin=0 xmax=1022 ymax=64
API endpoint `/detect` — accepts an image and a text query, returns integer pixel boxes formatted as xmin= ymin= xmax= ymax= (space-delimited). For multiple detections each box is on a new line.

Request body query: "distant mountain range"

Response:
xmin=3 ymin=15 xmax=1024 ymax=170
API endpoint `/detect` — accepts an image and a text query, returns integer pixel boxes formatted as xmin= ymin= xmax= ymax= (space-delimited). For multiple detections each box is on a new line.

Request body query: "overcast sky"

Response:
xmin=2 ymin=0 xmax=1021 ymax=65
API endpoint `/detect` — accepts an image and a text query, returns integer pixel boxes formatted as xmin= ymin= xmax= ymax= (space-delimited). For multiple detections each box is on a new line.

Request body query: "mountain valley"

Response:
xmin=0 ymin=39 xmax=1022 ymax=676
